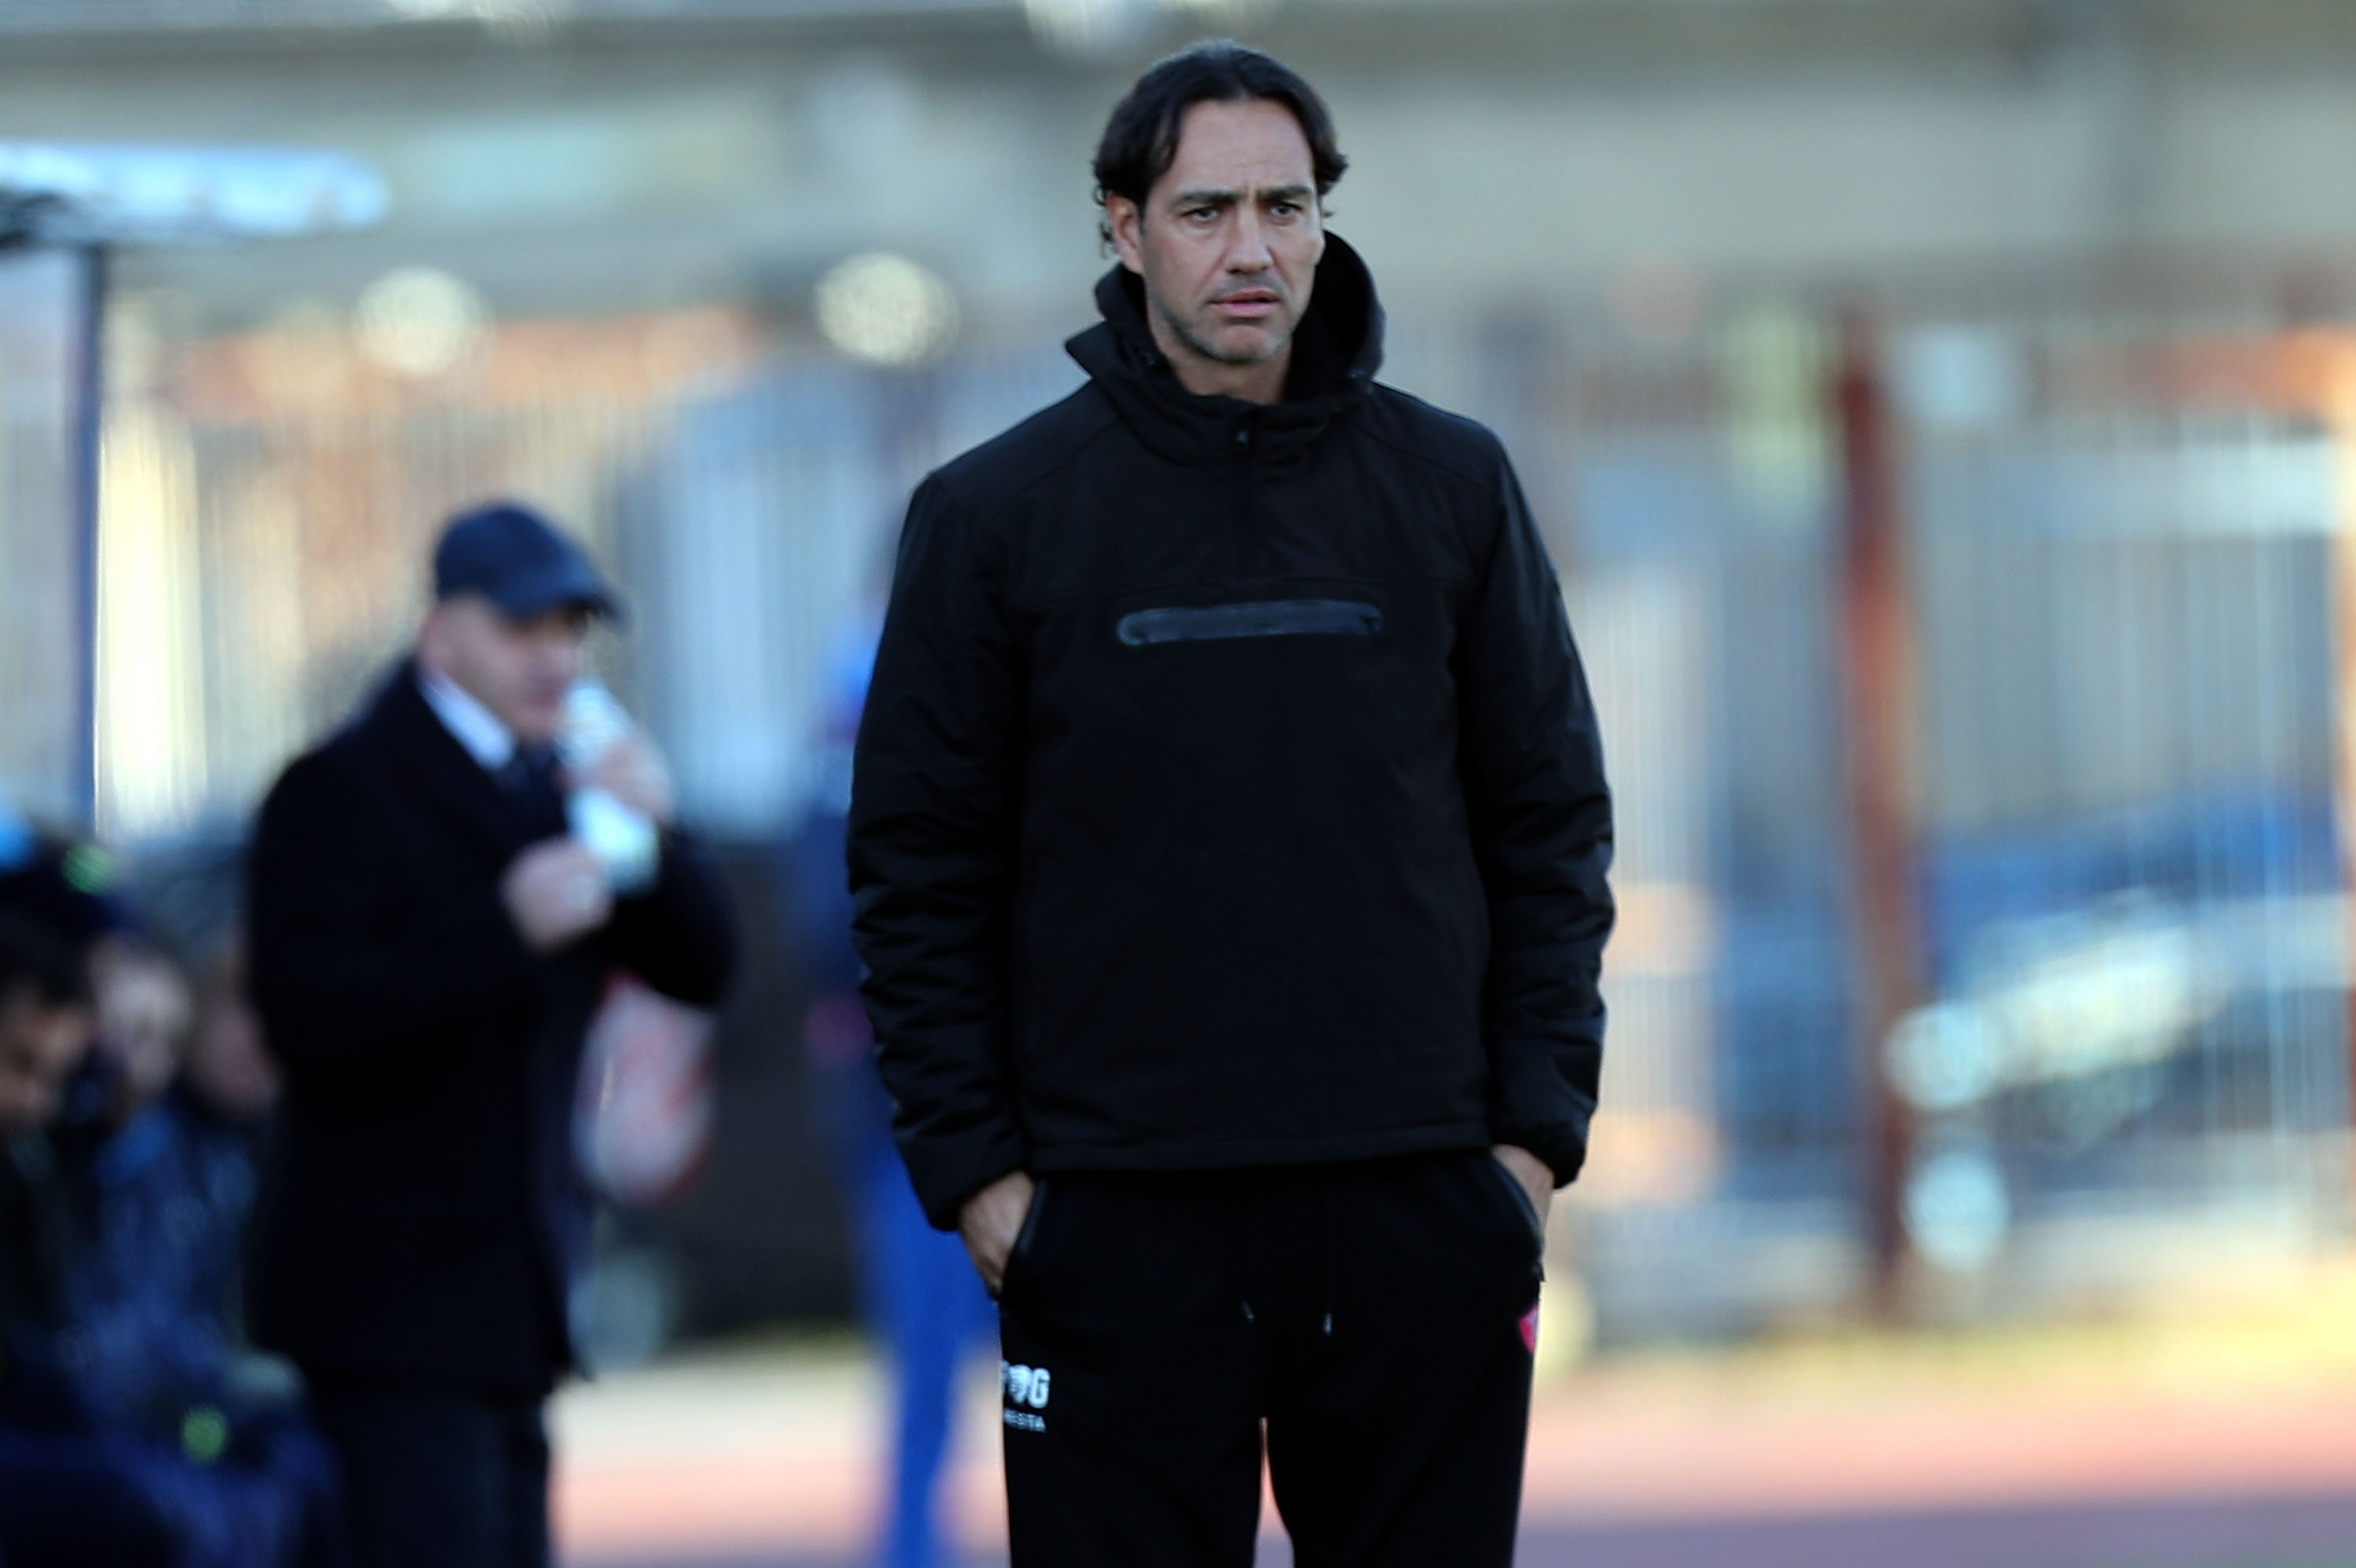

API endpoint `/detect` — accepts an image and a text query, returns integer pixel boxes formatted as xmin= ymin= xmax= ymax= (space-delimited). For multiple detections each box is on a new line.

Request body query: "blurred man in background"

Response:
xmin=849 ymin=39 xmax=1614 ymax=1568
xmin=244 ymin=501 xmax=738 ymax=1568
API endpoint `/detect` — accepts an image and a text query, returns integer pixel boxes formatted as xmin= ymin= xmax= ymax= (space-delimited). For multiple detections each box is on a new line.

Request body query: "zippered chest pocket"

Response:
xmin=1116 ymin=599 xmax=1383 ymax=646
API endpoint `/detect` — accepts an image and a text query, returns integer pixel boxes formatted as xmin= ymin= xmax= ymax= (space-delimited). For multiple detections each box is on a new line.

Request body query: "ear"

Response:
xmin=1107 ymin=194 xmax=1147 ymax=276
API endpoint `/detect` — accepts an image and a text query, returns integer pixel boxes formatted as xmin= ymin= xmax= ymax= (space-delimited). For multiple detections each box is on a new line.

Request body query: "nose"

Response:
xmin=1224 ymin=210 xmax=1274 ymax=274
xmin=540 ymin=634 xmax=585 ymax=685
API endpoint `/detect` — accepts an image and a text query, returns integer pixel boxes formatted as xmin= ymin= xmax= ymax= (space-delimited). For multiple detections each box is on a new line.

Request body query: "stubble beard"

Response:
xmin=1152 ymin=291 xmax=1295 ymax=371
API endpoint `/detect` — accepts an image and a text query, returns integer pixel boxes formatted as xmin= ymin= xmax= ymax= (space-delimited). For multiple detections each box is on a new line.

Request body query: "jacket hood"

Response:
xmin=1065 ymin=231 xmax=1385 ymax=469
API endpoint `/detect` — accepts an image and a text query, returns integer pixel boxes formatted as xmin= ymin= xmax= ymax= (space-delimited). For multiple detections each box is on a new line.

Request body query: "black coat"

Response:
xmin=243 ymin=664 xmax=735 ymax=1394
xmin=848 ymin=236 xmax=1615 ymax=1231
xmin=0 ymin=1130 xmax=72 ymax=1332
xmin=0 ymin=1130 xmax=86 ymax=1428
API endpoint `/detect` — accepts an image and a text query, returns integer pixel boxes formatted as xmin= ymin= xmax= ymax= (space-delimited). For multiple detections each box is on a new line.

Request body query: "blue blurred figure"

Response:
xmin=781 ymin=613 xmax=994 ymax=1568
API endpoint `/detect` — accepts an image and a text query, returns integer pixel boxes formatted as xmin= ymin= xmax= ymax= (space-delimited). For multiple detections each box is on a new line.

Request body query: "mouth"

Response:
xmin=1210 ymin=290 xmax=1280 ymax=321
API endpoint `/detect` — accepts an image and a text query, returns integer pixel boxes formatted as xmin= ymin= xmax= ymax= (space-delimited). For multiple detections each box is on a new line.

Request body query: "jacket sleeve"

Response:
xmin=1454 ymin=444 xmax=1615 ymax=1186
xmin=605 ymin=828 xmax=739 ymax=1011
xmin=245 ymin=750 xmax=539 ymax=1078
xmin=847 ymin=473 xmax=1030 ymax=1230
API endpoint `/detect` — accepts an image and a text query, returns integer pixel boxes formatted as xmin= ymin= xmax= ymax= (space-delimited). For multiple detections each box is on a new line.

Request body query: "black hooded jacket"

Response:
xmin=849 ymin=236 xmax=1614 ymax=1230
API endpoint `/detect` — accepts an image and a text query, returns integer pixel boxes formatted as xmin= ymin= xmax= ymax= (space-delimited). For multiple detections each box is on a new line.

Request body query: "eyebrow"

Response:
xmin=1167 ymin=183 xmax=1316 ymax=209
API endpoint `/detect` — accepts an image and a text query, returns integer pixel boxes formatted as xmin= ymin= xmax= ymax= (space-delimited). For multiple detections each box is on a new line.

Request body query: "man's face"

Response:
xmin=1109 ymin=97 xmax=1326 ymax=383
xmin=184 ymin=934 xmax=278 ymax=1124
xmin=0 ymin=986 xmax=92 ymax=1136
xmin=419 ymin=595 xmax=590 ymax=744
xmin=90 ymin=939 xmax=192 ymax=1120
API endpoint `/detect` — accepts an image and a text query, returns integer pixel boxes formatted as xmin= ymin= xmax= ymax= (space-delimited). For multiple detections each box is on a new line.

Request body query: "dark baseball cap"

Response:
xmin=432 ymin=501 xmax=622 ymax=623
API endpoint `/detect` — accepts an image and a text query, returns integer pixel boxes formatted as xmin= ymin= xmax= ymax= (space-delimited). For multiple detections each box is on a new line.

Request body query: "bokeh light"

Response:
xmin=353 ymin=265 xmax=489 ymax=378
xmin=813 ymin=252 xmax=958 ymax=368
xmin=1904 ymin=1146 xmax=2014 ymax=1274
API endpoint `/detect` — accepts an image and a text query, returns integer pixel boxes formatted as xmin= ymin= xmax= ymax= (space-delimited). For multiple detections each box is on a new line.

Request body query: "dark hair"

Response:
xmin=0 ymin=837 xmax=126 ymax=952
xmin=0 ymin=909 xmax=91 ymax=1011
xmin=1092 ymin=40 xmax=1348 ymax=247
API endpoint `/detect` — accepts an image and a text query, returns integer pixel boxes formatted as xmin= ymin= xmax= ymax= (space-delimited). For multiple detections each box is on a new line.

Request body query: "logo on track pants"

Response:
xmin=1002 ymin=1360 xmax=1051 ymax=1431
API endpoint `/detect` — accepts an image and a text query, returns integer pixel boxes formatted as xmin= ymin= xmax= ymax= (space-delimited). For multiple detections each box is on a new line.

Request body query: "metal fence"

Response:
xmin=84 ymin=298 xmax=765 ymax=842
xmin=1516 ymin=296 xmax=2355 ymax=1340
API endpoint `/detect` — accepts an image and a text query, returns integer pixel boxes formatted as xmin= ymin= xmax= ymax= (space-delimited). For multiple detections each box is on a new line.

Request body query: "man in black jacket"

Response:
xmin=848 ymin=41 xmax=1614 ymax=1568
xmin=244 ymin=503 xmax=737 ymax=1568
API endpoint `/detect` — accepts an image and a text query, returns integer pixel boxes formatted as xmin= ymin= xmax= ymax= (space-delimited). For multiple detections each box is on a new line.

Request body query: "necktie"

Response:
xmin=499 ymin=746 xmax=566 ymax=837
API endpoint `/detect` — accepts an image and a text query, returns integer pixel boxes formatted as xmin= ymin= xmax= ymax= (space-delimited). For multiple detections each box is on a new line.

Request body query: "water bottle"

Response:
xmin=558 ymin=680 xmax=660 ymax=895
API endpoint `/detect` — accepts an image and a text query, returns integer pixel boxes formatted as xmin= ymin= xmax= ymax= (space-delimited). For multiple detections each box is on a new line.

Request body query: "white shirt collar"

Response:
xmin=418 ymin=667 xmax=517 ymax=773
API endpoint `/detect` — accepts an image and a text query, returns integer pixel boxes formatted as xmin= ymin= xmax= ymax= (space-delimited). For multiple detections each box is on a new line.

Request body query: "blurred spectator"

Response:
xmin=181 ymin=931 xmax=278 ymax=1131
xmin=782 ymin=612 xmax=992 ymax=1568
xmin=0 ymin=905 xmax=96 ymax=1327
xmin=87 ymin=939 xmax=193 ymax=1129
xmin=243 ymin=502 xmax=737 ymax=1568
xmin=0 ymin=825 xmax=117 ymax=1357
xmin=0 ymin=835 xmax=344 ymax=1568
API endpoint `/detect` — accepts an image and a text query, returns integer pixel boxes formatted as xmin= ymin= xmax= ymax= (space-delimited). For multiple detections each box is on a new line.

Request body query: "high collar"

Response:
xmin=1064 ymin=232 xmax=1385 ymax=470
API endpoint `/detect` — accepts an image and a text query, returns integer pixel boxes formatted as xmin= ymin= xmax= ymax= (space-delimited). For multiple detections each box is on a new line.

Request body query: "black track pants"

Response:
xmin=995 ymin=1150 xmax=1546 ymax=1568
